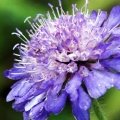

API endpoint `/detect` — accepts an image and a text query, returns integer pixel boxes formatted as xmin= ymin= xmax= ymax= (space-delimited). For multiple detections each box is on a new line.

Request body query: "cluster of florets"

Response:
xmin=4 ymin=0 xmax=120 ymax=120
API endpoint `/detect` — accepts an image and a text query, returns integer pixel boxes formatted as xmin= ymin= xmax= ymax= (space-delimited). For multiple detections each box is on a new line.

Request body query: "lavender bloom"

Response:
xmin=4 ymin=0 xmax=120 ymax=120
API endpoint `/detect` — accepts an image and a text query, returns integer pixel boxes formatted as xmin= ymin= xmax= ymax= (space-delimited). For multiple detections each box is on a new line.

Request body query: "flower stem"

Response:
xmin=92 ymin=99 xmax=108 ymax=120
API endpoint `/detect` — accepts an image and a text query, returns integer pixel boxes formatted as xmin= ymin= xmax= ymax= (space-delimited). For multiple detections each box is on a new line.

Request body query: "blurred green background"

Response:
xmin=1 ymin=0 xmax=120 ymax=120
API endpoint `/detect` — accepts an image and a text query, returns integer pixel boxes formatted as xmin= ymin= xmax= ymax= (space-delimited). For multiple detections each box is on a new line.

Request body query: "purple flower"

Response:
xmin=4 ymin=0 xmax=120 ymax=119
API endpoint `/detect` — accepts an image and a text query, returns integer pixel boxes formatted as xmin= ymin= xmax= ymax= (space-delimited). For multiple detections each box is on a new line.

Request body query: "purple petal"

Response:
xmin=78 ymin=87 xmax=91 ymax=110
xmin=6 ymin=80 xmax=27 ymax=102
xmin=100 ymin=37 xmax=120 ymax=59
xmin=25 ymin=93 xmax=46 ymax=111
xmin=114 ymin=75 xmax=120 ymax=89
xmin=4 ymin=68 xmax=29 ymax=80
xmin=112 ymin=28 xmax=120 ymax=35
xmin=65 ymin=72 xmax=82 ymax=101
xmin=84 ymin=70 xmax=115 ymax=98
xmin=72 ymin=99 xmax=90 ymax=120
xmin=101 ymin=58 xmax=120 ymax=72
xmin=18 ymin=82 xmax=34 ymax=97
xmin=90 ymin=62 xmax=104 ymax=70
xmin=12 ymin=102 xmax=27 ymax=112
xmin=90 ymin=10 xmax=97 ymax=21
xmin=29 ymin=102 xmax=44 ymax=118
xmin=23 ymin=112 xmax=29 ymax=120
xmin=45 ymin=91 xmax=67 ymax=114
xmin=33 ymin=110 xmax=48 ymax=120
xmin=52 ymin=73 xmax=66 ymax=93
xmin=15 ymin=83 xmax=45 ymax=104
xmin=91 ymin=42 xmax=110 ymax=60
xmin=94 ymin=11 xmax=107 ymax=27
xmin=30 ymin=105 xmax=48 ymax=120
xmin=39 ymin=79 xmax=54 ymax=89
xmin=104 ymin=6 xmax=120 ymax=29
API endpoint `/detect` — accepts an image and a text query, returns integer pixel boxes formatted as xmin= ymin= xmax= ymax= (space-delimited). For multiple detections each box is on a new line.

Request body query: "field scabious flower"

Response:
xmin=4 ymin=0 xmax=120 ymax=120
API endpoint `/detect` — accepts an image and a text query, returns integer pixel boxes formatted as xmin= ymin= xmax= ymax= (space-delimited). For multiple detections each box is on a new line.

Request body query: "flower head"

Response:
xmin=4 ymin=0 xmax=120 ymax=120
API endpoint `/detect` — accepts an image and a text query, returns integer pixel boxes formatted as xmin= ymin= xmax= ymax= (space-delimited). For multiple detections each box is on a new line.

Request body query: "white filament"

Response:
xmin=13 ymin=44 xmax=20 ymax=51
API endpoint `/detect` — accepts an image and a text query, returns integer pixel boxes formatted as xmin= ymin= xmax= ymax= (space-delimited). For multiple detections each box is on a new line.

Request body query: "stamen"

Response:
xmin=12 ymin=32 xmax=27 ymax=43
xmin=94 ymin=9 xmax=101 ymax=26
xmin=19 ymin=62 xmax=31 ymax=65
xmin=24 ymin=16 xmax=36 ymax=32
xmin=72 ymin=4 xmax=77 ymax=16
xmin=35 ymin=22 xmax=40 ymax=28
xmin=58 ymin=0 xmax=65 ymax=15
xmin=86 ymin=9 xmax=89 ymax=16
xmin=14 ymin=66 xmax=26 ymax=69
xmin=46 ymin=11 xmax=52 ymax=21
xmin=21 ymin=43 xmax=28 ymax=48
xmin=24 ymin=16 xmax=32 ymax=23
xmin=26 ymin=30 xmax=33 ymax=37
xmin=12 ymin=32 xmax=20 ymax=36
xmin=74 ymin=4 xmax=79 ymax=12
xmin=72 ymin=4 xmax=75 ymax=16
xmin=34 ymin=14 xmax=44 ymax=22
xmin=66 ymin=11 xmax=69 ymax=15
xmin=29 ymin=29 xmax=34 ymax=35
xmin=19 ymin=49 xmax=27 ymax=55
xmin=85 ymin=0 xmax=88 ymax=13
xmin=41 ymin=17 xmax=48 ymax=26
xmin=26 ymin=70 xmax=36 ymax=73
xmin=38 ymin=19 xmax=44 ymax=26
xmin=48 ymin=3 xmax=57 ymax=19
xmin=20 ymin=46 xmax=28 ymax=51
xmin=16 ymin=28 xmax=29 ymax=42
xmin=81 ymin=0 xmax=89 ymax=14
xmin=13 ymin=53 xmax=20 ymax=57
xmin=11 ymin=73 xmax=25 ymax=75
xmin=32 ymin=23 xmax=38 ymax=29
xmin=36 ymin=14 xmax=45 ymax=25
xmin=56 ymin=7 xmax=60 ymax=17
xmin=14 ymin=58 xmax=22 ymax=62
xmin=13 ymin=43 xmax=20 ymax=50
